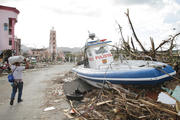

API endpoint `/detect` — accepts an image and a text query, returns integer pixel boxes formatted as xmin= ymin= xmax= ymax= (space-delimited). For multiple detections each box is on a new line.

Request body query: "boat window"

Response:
xmin=95 ymin=46 xmax=108 ymax=54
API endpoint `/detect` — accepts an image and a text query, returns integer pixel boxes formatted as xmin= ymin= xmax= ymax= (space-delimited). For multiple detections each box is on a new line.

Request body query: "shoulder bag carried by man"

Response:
xmin=8 ymin=67 xmax=17 ymax=83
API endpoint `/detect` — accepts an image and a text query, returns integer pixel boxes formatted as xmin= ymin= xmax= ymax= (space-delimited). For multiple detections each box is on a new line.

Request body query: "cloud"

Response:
xmin=42 ymin=0 xmax=104 ymax=17
xmin=161 ymin=1 xmax=180 ymax=26
xmin=0 ymin=0 xmax=7 ymax=3
xmin=164 ymin=10 xmax=180 ymax=23
xmin=113 ymin=0 xmax=165 ymax=8
xmin=175 ymin=0 xmax=180 ymax=4
xmin=0 ymin=0 xmax=23 ymax=4
xmin=45 ymin=7 xmax=101 ymax=17
xmin=0 ymin=0 xmax=12 ymax=3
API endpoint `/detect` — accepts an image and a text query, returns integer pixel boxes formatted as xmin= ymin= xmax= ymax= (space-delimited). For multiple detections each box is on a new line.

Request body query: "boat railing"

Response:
xmin=98 ymin=60 xmax=134 ymax=70
xmin=117 ymin=54 xmax=154 ymax=67
xmin=143 ymin=55 xmax=153 ymax=61
xmin=113 ymin=54 xmax=132 ymax=69
xmin=98 ymin=63 xmax=113 ymax=70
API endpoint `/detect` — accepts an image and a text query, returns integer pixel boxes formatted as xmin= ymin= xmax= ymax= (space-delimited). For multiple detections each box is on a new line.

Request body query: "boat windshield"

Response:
xmin=94 ymin=46 xmax=108 ymax=54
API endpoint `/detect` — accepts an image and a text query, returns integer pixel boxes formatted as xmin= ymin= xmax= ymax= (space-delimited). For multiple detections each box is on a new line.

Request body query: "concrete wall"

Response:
xmin=0 ymin=8 xmax=18 ymax=51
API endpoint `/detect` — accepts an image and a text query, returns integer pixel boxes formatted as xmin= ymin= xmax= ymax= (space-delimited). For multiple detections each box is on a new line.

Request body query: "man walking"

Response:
xmin=10 ymin=59 xmax=28 ymax=105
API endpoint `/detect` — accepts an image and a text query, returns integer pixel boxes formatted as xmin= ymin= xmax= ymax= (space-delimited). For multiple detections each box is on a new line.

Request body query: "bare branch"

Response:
xmin=155 ymin=39 xmax=170 ymax=51
xmin=150 ymin=37 xmax=155 ymax=58
xmin=125 ymin=9 xmax=147 ymax=53
xmin=131 ymin=37 xmax=136 ymax=52
xmin=116 ymin=21 xmax=126 ymax=43
xmin=169 ymin=32 xmax=180 ymax=50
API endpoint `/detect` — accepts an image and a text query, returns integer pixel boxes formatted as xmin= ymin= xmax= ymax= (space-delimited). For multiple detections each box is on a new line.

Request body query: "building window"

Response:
xmin=9 ymin=19 xmax=12 ymax=35
xmin=9 ymin=29 xmax=12 ymax=35
xmin=4 ymin=23 xmax=8 ymax=31
xmin=9 ymin=38 xmax=12 ymax=45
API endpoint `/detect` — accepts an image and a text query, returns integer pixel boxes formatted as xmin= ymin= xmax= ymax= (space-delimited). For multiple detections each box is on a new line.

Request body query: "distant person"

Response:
xmin=10 ymin=58 xmax=28 ymax=105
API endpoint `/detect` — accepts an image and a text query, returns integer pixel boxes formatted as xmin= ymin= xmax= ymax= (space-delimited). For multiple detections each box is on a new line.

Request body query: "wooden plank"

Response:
xmin=139 ymin=99 xmax=178 ymax=116
xmin=96 ymin=100 xmax=113 ymax=106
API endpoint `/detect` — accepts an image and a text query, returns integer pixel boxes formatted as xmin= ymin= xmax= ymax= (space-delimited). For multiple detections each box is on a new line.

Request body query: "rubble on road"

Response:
xmin=63 ymin=78 xmax=94 ymax=97
xmin=41 ymin=71 xmax=75 ymax=113
xmin=44 ymin=71 xmax=180 ymax=120
xmin=43 ymin=106 xmax=56 ymax=112
xmin=67 ymin=83 xmax=180 ymax=120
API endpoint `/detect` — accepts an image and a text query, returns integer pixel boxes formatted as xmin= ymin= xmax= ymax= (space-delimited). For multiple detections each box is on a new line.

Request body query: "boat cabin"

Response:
xmin=85 ymin=35 xmax=113 ymax=69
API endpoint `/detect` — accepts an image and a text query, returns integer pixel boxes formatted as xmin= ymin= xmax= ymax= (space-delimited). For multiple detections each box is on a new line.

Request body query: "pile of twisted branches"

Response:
xmin=69 ymin=84 xmax=179 ymax=120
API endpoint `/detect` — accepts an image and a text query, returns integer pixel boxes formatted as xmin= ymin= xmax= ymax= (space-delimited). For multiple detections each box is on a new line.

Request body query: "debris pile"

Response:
xmin=43 ymin=71 xmax=180 ymax=119
xmin=67 ymin=84 xmax=180 ymax=120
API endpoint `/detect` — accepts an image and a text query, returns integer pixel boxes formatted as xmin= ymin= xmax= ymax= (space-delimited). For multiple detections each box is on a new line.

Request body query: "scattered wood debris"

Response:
xmin=67 ymin=83 xmax=180 ymax=120
xmin=43 ymin=71 xmax=180 ymax=119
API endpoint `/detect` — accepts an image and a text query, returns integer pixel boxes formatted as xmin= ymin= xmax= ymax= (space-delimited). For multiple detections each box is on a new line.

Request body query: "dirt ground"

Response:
xmin=0 ymin=63 xmax=74 ymax=120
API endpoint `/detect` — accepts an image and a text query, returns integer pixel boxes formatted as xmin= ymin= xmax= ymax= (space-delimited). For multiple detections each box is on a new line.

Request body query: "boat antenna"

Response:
xmin=89 ymin=33 xmax=96 ymax=40
xmin=88 ymin=31 xmax=96 ymax=40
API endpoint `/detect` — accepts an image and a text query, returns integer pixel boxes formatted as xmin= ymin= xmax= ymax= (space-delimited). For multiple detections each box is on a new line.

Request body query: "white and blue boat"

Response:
xmin=72 ymin=34 xmax=176 ymax=87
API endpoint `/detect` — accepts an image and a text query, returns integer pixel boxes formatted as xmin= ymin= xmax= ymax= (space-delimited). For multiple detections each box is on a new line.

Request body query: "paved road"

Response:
xmin=0 ymin=63 xmax=74 ymax=120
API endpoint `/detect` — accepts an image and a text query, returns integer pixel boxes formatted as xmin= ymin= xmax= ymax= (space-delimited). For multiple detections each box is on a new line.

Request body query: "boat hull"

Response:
xmin=72 ymin=61 xmax=176 ymax=87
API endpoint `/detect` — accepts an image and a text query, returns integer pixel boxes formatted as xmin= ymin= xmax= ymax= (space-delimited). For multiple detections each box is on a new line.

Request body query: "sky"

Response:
xmin=1 ymin=0 xmax=180 ymax=49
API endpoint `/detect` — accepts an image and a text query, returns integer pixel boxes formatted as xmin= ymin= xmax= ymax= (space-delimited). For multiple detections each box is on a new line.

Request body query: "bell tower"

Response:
xmin=49 ymin=27 xmax=57 ymax=61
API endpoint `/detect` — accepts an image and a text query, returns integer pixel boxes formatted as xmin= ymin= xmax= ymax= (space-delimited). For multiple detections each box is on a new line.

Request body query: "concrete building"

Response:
xmin=31 ymin=48 xmax=49 ymax=62
xmin=15 ymin=37 xmax=21 ymax=55
xmin=49 ymin=27 xmax=57 ymax=61
xmin=0 ymin=5 xmax=20 ymax=55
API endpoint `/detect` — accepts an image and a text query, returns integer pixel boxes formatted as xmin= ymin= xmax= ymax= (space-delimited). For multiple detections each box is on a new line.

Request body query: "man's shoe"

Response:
xmin=10 ymin=100 xmax=14 ymax=105
xmin=17 ymin=99 xmax=23 ymax=103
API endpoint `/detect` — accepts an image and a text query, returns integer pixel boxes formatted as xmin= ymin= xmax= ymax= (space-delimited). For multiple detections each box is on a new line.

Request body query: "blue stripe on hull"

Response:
xmin=79 ymin=75 xmax=174 ymax=85
xmin=74 ymin=65 xmax=174 ymax=79
xmin=73 ymin=64 xmax=176 ymax=85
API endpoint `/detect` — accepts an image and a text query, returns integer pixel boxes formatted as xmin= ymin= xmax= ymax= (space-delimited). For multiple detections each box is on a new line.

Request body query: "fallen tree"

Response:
xmin=116 ymin=9 xmax=180 ymax=65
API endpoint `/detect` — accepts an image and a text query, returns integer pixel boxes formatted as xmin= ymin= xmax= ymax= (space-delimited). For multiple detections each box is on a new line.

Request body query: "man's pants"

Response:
xmin=10 ymin=82 xmax=23 ymax=100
